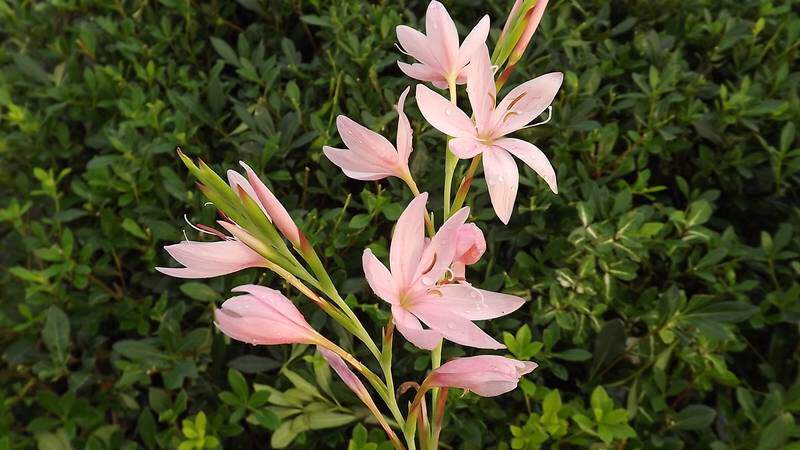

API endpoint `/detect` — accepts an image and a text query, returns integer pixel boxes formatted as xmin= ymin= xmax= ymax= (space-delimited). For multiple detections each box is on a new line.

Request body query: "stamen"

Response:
xmin=519 ymin=106 xmax=553 ymax=129
xmin=442 ymin=267 xmax=455 ymax=283
xmin=183 ymin=214 xmax=221 ymax=238
xmin=506 ymin=92 xmax=528 ymax=111
xmin=421 ymin=254 xmax=438 ymax=275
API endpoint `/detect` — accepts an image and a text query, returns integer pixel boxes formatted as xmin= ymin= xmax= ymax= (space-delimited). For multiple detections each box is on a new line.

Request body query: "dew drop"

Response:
xmin=469 ymin=291 xmax=479 ymax=299
xmin=497 ymin=175 xmax=505 ymax=183
xmin=422 ymin=276 xmax=434 ymax=286
xmin=447 ymin=322 xmax=455 ymax=329
xmin=445 ymin=107 xmax=453 ymax=116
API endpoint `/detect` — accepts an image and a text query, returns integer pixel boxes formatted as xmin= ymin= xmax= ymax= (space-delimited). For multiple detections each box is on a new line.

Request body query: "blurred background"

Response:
xmin=1 ymin=0 xmax=798 ymax=448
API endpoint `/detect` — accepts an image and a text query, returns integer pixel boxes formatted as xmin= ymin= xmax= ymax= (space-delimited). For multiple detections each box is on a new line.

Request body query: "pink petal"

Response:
xmin=390 ymin=193 xmax=428 ymax=288
xmin=396 ymin=25 xmax=440 ymax=68
xmin=227 ymin=170 xmax=264 ymax=215
xmin=241 ymin=162 xmax=301 ymax=246
xmin=392 ymin=305 xmax=443 ymax=350
xmin=457 ymin=15 xmax=491 ymax=68
xmin=323 ymin=146 xmax=396 ymax=180
xmin=435 ymin=284 xmax=525 ymax=320
xmin=427 ymin=355 xmax=537 ymax=396
xmin=411 ymin=206 xmax=469 ymax=289
xmin=495 ymin=138 xmax=557 ymax=193
xmin=318 ymin=346 xmax=369 ymax=398
xmin=397 ymin=61 xmax=447 ymax=85
xmin=425 ymin=1 xmax=459 ymax=74
xmin=410 ymin=300 xmax=505 ymax=349
xmin=449 ymin=137 xmax=488 ymax=159
xmin=231 ymin=284 xmax=309 ymax=328
xmin=494 ymin=72 xmax=563 ymax=137
xmin=482 ymin=146 xmax=519 ymax=224
xmin=415 ymin=84 xmax=475 ymax=138
xmin=336 ymin=115 xmax=400 ymax=167
xmin=466 ymin=45 xmax=496 ymax=134
xmin=157 ymin=240 xmax=265 ymax=279
xmin=215 ymin=286 xmax=317 ymax=345
xmin=454 ymin=223 xmax=486 ymax=266
xmin=362 ymin=249 xmax=399 ymax=304
xmin=395 ymin=86 xmax=413 ymax=166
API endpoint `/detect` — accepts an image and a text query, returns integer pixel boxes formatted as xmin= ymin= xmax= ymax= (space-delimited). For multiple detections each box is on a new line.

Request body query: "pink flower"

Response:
xmin=396 ymin=1 xmax=490 ymax=89
xmin=426 ymin=355 xmax=537 ymax=397
xmin=416 ymin=45 xmax=562 ymax=223
xmin=453 ymin=223 xmax=486 ymax=278
xmin=214 ymin=285 xmax=320 ymax=345
xmin=362 ymin=193 xmax=524 ymax=350
xmin=156 ymin=239 xmax=266 ymax=279
xmin=228 ymin=162 xmax=301 ymax=247
xmin=323 ymin=87 xmax=414 ymax=182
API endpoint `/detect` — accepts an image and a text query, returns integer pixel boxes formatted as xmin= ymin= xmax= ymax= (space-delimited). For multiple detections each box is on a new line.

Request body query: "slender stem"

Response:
xmin=429 ymin=339 xmax=443 ymax=446
xmin=450 ymin=154 xmax=483 ymax=215
xmin=430 ymin=387 xmax=448 ymax=449
xmin=443 ymin=77 xmax=459 ymax=219
xmin=403 ymin=174 xmax=436 ymax=237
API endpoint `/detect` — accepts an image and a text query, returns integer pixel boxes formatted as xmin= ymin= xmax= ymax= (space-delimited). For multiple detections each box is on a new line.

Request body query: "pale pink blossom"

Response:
xmin=396 ymin=1 xmax=490 ymax=89
xmin=416 ymin=45 xmax=562 ymax=223
xmin=426 ymin=355 xmax=537 ymax=397
xmin=323 ymin=87 xmax=414 ymax=182
xmin=452 ymin=223 xmax=486 ymax=278
xmin=229 ymin=162 xmax=301 ymax=247
xmin=214 ymin=285 xmax=320 ymax=345
xmin=156 ymin=239 xmax=266 ymax=279
xmin=362 ymin=193 xmax=524 ymax=350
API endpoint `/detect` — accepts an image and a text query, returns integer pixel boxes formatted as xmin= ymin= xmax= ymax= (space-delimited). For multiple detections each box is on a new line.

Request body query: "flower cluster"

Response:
xmin=158 ymin=1 xmax=559 ymax=448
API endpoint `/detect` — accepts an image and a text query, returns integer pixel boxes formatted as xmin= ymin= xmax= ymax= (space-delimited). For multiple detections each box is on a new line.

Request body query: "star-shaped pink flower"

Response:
xmin=416 ymin=45 xmax=562 ymax=223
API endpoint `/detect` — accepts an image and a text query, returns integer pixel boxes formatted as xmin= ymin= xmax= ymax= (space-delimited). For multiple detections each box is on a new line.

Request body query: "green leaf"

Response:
xmin=179 ymin=282 xmax=219 ymax=302
xmin=591 ymin=319 xmax=626 ymax=376
xmin=210 ymin=37 xmax=239 ymax=66
xmin=757 ymin=413 xmax=794 ymax=450
xmin=671 ymin=405 xmax=716 ymax=431
xmin=42 ymin=306 xmax=70 ymax=364
xmin=122 ymin=218 xmax=148 ymax=239
xmin=228 ymin=369 xmax=249 ymax=400
xmin=553 ymin=348 xmax=592 ymax=361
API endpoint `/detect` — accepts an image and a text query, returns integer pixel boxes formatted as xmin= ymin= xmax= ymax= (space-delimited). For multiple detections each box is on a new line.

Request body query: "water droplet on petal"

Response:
xmin=422 ymin=276 xmax=433 ymax=286
xmin=497 ymin=175 xmax=505 ymax=183
xmin=445 ymin=107 xmax=453 ymax=116
xmin=447 ymin=322 xmax=455 ymax=329
xmin=469 ymin=291 xmax=479 ymax=299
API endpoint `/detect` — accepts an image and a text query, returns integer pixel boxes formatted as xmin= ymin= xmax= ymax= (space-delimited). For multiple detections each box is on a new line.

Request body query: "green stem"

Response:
xmin=429 ymin=339 xmax=443 ymax=446
xmin=403 ymin=173 xmax=436 ymax=237
xmin=450 ymin=154 xmax=482 ymax=215
xmin=443 ymin=77 xmax=458 ymax=219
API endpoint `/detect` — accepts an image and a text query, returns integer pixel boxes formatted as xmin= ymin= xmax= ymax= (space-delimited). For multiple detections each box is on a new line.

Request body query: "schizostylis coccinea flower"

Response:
xmin=323 ymin=87 xmax=414 ymax=182
xmin=395 ymin=1 xmax=490 ymax=88
xmin=416 ymin=44 xmax=562 ymax=223
xmin=426 ymin=355 xmax=537 ymax=397
xmin=362 ymin=193 xmax=525 ymax=350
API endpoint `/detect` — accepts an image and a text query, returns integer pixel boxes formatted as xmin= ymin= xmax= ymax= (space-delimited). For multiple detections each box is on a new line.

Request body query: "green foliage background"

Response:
xmin=1 ymin=0 xmax=799 ymax=448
